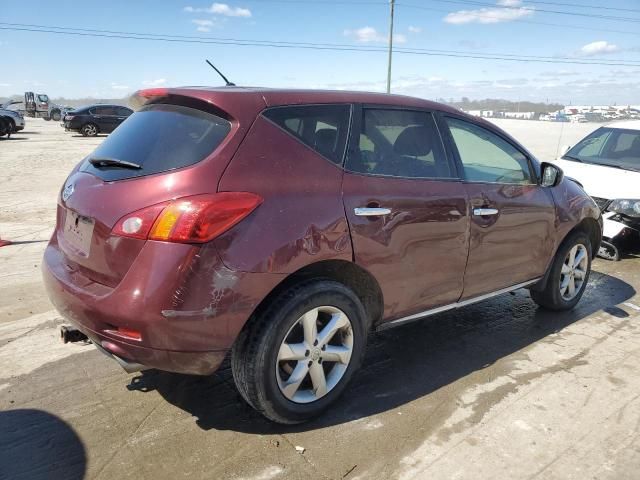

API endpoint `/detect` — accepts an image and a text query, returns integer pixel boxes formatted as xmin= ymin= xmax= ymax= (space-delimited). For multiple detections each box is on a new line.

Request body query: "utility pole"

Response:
xmin=386 ymin=0 xmax=395 ymax=94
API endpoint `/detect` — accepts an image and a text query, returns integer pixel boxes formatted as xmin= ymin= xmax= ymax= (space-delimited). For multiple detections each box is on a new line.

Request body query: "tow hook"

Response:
xmin=60 ymin=325 xmax=89 ymax=344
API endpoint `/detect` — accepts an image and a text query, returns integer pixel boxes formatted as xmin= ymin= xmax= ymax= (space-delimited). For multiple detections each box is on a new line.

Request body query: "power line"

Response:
xmin=3 ymin=24 xmax=640 ymax=67
xmin=192 ymin=0 xmax=640 ymax=14
xmin=396 ymin=3 xmax=640 ymax=36
xmin=415 ymin=0 xmax=640 ymax=23
xmin=514 ymin=0 xmax=640 ymax=14
xmin=3 ymin=22 xmax=639 ymax=65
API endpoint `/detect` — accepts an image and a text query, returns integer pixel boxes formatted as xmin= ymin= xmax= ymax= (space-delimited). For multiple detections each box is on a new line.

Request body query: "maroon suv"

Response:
xmin=43 ymin=87 xmax=602 ymax=423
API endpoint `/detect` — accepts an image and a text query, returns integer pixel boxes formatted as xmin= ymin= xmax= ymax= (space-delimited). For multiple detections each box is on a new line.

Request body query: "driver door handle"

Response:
xmin=473 ymin=208 xmax=499 ymax=216
xmin=355 ymin=207 xmax=392 ymax=217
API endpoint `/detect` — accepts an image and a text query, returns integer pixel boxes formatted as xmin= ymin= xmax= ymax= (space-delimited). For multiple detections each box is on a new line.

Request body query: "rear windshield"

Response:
xmin=80 ymin=104 xmax=231 ymax=181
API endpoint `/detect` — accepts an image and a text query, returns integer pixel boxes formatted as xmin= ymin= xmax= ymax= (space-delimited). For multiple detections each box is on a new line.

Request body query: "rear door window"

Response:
xmin=346 ymin=109 xmax=453 ymax=179
xmin=98 ymin=106 xmax=116 ymax=116
xmin=80 ymin=103 xmax=231 ymax=181
xmin=263 ymin=104 xmax=351 ymax=165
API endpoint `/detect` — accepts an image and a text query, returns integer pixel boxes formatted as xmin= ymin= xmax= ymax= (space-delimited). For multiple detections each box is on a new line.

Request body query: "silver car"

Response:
xmin=0 ymin=101 xmax=26 ymax=132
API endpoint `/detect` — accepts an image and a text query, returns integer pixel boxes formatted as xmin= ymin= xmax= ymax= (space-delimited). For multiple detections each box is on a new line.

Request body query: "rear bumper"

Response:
xmin=42 ymin=238 xmax=285 ymax=375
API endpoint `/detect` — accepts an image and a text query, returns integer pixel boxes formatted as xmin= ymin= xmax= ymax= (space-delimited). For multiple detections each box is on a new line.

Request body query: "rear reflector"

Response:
xmin=112 ymin=192 xmax=262 ymax=243
xmin=116 ymin=327 xmax=142 ymax=340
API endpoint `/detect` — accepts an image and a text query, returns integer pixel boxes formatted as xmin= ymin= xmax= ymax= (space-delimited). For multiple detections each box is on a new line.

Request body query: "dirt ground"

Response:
xmin=1 ymin=118 xmax=640 ymax=480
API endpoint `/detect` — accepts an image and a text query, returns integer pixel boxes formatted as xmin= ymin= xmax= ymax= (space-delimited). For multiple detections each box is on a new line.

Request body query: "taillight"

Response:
xmin=112 ymin=193 xmax=262 ymax=243
xmin=112 ymin=203 xmax=168 ymax=240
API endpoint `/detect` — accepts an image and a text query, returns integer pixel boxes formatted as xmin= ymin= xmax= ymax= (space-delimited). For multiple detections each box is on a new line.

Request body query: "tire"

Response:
xmin=232 ymin=280 xmax=368 ymax=424
xmin=531 ymin=231 xmax=592 ymax=311
xmin=51 ymin=110 xmax=61 ymax=122
xmin=7 ymin=119 xmax=15 ymax=133
xmin=81 ymin=123 xmax=98 ymax=137
xmin=0 ymin=118 xmax=8 ymax=137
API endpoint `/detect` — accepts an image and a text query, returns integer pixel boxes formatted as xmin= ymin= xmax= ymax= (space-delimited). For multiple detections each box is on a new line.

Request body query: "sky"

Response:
xmin=1 ymin=0 xmax=640 ymax=105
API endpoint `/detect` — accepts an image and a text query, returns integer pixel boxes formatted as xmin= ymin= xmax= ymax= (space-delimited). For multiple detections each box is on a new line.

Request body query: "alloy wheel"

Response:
xmin=559 ymin=243 xmax=588 ymax=300
xmin=276 ymin=306 xmax=353 ymax=404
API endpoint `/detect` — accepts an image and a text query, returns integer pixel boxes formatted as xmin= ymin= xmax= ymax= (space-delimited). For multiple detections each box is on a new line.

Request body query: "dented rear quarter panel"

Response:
xmin=214 ymin=115 xmax=353 ymax=273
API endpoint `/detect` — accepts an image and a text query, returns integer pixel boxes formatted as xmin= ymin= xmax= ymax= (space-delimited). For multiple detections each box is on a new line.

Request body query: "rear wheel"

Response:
xmin=232 ymin=280 xmax=368 ymax=424
xmin=81 ymin=123 xmax=98 ymax=137
xmin=51 ymin=110 xmax=61 ymax=122
xmin=531 ymin=231 xmax=592 ymax=311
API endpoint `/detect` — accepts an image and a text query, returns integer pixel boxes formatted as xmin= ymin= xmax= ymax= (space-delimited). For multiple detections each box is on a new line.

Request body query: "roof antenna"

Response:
xmin=206 ymin=60 xmax=236 ymax=86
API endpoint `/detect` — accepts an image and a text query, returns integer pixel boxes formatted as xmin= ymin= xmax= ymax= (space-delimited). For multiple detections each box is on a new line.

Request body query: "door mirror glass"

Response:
xmin=540 ymin=162 xmax=563 ymax=187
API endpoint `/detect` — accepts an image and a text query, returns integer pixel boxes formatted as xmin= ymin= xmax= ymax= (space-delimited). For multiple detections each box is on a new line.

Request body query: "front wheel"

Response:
xmin=232 ymin=280 xmax=368 ymax=424
xmin=51 ymin=110 xmax=61 ymax=122
xmin=531 ymin=231 xmax=592 ymax=311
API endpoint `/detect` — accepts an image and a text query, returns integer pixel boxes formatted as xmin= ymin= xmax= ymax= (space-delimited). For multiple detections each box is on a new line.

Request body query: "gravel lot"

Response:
xmin=1 ymin=118 xmax=640 ymax=480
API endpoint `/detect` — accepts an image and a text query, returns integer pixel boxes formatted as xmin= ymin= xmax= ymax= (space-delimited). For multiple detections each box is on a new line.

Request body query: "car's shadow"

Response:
xmin=0 ymin=409 xmax=87 ymax=480
xmin=127 ymin=270 xmax=636 ymax=434
xmin=70 ymin=134 xmax=108 ymax=138
xmin=0 ymin=136 xmax=29 ymax=141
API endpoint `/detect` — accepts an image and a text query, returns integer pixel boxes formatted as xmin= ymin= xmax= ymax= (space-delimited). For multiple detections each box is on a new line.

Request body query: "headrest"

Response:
xmin=315 ymin=128 xmax=338 ymax=152
xmin=393 ymin=126 xmax=433 ymax=156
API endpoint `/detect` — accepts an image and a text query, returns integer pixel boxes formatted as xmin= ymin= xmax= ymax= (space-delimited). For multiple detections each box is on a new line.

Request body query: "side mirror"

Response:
xmin=559 ymin=145 xmax=571 ymax=156
xmin=540 ymin=162 xmax=564 ymax=187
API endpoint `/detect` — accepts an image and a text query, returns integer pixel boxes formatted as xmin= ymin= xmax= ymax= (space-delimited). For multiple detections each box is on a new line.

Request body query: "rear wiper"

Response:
xmin=89 ymin=157 xmax=142 ymax=169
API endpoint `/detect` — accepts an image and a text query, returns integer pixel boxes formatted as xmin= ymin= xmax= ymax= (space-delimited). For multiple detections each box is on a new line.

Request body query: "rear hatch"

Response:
xmin=55 ymin=88 xmax=265 ymax=287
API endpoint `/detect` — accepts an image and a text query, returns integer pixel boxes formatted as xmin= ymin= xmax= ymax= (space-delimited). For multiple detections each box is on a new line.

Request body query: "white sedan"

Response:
xmin=553 ymin=120 xmax=640 ymax=260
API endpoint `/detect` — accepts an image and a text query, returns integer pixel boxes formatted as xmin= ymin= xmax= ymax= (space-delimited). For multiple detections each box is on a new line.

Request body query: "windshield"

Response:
xmin=37 ymin=94 xmax=49 ymax=102
xmin=80 ymin=103 xmax=231 ymax=181
xmin=564 ymin=127 xmax=640 ymax=172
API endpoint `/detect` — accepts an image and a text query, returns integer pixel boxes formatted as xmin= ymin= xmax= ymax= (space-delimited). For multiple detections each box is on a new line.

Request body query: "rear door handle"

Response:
xmin=473 ymin=208 xmax=499 ymax=216
xmin=354 ymin=207 xmax=392 ymax=217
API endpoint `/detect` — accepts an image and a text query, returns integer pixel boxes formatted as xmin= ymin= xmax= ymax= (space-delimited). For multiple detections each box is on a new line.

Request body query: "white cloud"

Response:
xmin=111 ymin=83 xmax=130 ymax=90
xmin=184 ymin=3 xmax=251 ymax=17
xmin=344 ymin=27 xmax=406 ymax=44
xmin=0 ymin=83 xmax=11 ymax=87
xmin=580 ymin=41 xmax=620 ymax=56
xmin=142 ymin=79 xmax=167 ymax=87
xmin=444 ymin=1 xmax=534 ymax=24
xmin=192 ymin=19 xmax=215 ymax=31
xmin=408 ymin=26 xmax=422 ymax=34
